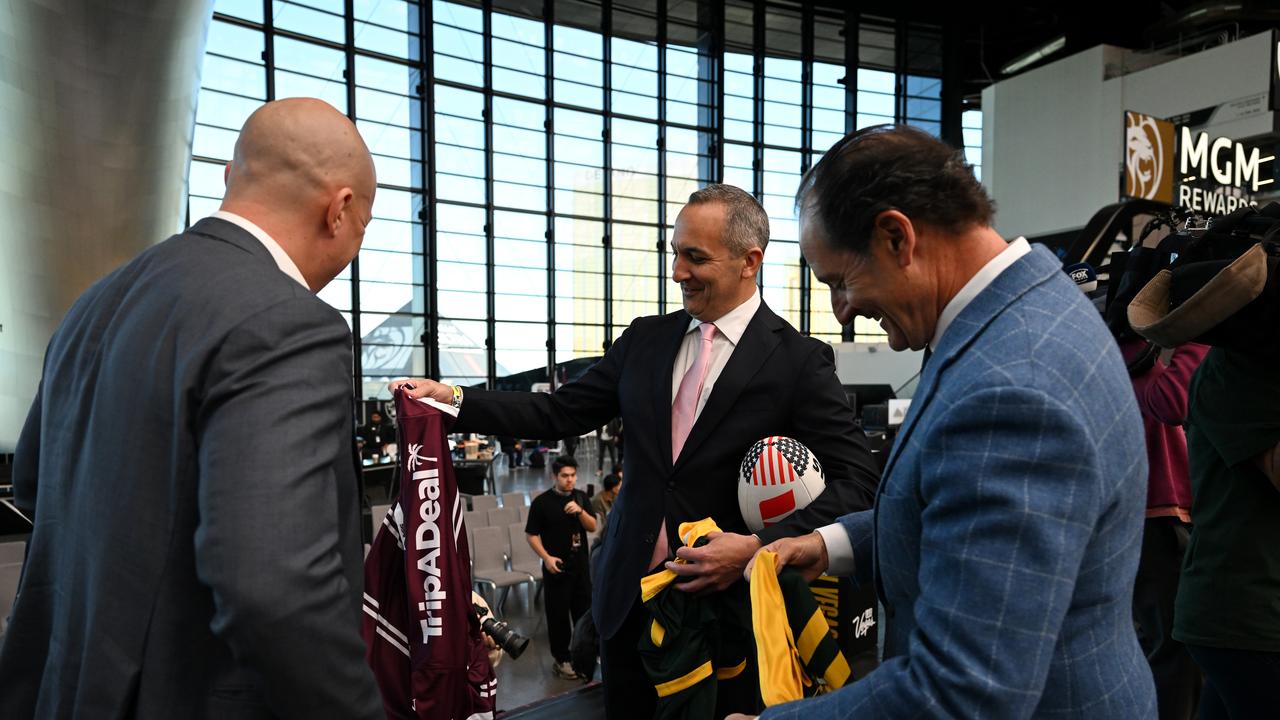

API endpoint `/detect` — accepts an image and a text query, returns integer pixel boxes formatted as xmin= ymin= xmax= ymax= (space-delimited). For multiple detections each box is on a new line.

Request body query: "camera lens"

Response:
xmin=481 ymin=617 xmax=530 ymax=659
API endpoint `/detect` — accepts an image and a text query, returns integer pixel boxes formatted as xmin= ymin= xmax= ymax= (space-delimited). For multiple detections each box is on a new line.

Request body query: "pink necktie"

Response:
xmin=649 ymin=322 xmax=717 ymax=570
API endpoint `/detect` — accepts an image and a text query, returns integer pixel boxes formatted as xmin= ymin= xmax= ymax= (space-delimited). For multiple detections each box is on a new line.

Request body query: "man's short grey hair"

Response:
xmin=686 ymin=184 xmax=770 ymax=255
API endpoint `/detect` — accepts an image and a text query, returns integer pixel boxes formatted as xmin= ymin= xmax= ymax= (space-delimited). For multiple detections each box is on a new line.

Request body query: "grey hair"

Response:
xmin=686 ymin=184 xmax=770 ymax=255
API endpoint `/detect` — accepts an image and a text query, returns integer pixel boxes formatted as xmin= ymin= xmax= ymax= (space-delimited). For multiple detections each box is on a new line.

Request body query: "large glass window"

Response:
xmin=807 ymin=8 xmax=847 ymax=343
xmin=963 ymin=108 xmax=983 ymax=182
xmin=191 ymin=0 xmax=955 ymax=391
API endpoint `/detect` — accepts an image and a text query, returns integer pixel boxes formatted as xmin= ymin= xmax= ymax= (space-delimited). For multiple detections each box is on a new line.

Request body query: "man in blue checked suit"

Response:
xmin=735 ymin=126 xmax=1156 ymax=719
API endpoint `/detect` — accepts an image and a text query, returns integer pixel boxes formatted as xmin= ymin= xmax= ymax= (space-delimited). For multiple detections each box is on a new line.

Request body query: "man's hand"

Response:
xmin=563 ymin=500 xmax=584 ymax=516
xmin=745 ymin=532 xmax=829 ymax=583
xmin=725 ymin=715 xmax=757 ymax=720
xmin=388 ymin=378 xmax=453 ymax=405
xmin=543 ymin=556 xmax=564 ymax=574
xmin=666 ymin=532 xmax=761 ymax=594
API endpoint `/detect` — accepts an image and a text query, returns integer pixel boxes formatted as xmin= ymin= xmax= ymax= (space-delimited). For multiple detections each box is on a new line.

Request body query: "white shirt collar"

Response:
xmin=687 ymin=287 xmax=761 ymax=346
xmin=930 ymin=237 xmax=1030 ymax=349
xmin=210 ymin=210 xmax=310 ymax=290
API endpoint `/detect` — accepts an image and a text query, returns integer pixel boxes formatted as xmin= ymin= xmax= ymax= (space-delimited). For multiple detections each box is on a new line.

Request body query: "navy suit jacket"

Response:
xmin=763 ymin=246 xmax=1157 ymax=719
xmin=455 ymin=303 xmax=880 ymax=639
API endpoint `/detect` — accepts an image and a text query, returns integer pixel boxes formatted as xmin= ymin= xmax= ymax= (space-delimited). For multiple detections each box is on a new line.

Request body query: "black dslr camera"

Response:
xmin=473 ymin=603 xmax=530 ymax=659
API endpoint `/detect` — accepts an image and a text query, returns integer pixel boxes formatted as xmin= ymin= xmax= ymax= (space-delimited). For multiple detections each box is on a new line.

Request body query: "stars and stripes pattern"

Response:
xmin=740 ymin=436 xmax=823 ymax=487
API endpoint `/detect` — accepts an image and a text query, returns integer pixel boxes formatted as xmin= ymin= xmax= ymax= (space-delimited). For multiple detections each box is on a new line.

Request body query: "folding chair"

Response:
xmin=470 ymin=525 xmax=536 ymax=615
xmin=486 ymin=507 xmax=519 ymax=528
xmin=470 ymin=495 xmax=499 ymax=513
xmin=507 ymin=523 xmax=543 ymax=604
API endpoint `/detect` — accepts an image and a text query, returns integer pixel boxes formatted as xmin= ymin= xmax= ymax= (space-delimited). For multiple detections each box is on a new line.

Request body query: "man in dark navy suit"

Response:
xmin=395 ymin=184 xmax=879 ymax=719
xmin=1 ymin=98 xmax=383 ymax=719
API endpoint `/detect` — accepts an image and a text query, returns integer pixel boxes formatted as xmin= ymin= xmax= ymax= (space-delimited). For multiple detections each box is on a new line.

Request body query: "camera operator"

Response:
xmin=525 ymin=456 xmax=596 ymax=679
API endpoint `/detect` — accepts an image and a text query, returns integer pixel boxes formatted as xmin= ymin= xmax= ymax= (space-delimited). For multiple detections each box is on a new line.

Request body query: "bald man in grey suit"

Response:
xmin=0 ymin=99 xmax=383 ymax=719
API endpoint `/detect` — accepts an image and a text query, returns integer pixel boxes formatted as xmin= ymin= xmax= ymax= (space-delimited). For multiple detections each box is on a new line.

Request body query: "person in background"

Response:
xmin=497 ymin=435 xmax=523 ymax=468
xmin=591 ymin=467 xmax=622 ymax=538
xmin=359 ymin=410 xmax=393 ymax=461
xmin=596 ymin=417 xmax=621 ymax=474
xmin=1122 ymin=339 xmax=1209 ymax=720
xmin=0 ymin=98 xmax=383 ymax=718
xmin=1173 ymin=345 xmax=1280 ymax=720
xmin=562 ymin=432 xmax=580 ymax=458
xmin=525 ymin=456 xmax=596 ymax=680
xmin=615 ymin=417 xmax=625 ymax=464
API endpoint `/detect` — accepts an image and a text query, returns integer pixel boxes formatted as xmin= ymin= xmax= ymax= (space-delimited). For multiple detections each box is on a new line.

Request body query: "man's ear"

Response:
xmin=873 ymin=209 xmax=917 ymax=268
xmin=740 ymin=246 xmax=764 ymax=278
xmin=325 ymin=187 xmax=356 ymax=236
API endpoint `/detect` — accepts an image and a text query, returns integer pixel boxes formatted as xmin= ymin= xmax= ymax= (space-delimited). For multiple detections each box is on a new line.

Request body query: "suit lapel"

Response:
xmin=873 ymin=245 xmax=1060 ymax=611
xmin=655 ymin=311 xmax=691 ymax=471
xmin=876 ymin=245 xmax=1060 ymax=483
xmin=672 ymin=303 xmax=782 ymax=471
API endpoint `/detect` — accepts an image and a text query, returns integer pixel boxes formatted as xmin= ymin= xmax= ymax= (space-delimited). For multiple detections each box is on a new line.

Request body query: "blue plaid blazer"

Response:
xmin=764 ymin=246 xmax=1156 ymax=719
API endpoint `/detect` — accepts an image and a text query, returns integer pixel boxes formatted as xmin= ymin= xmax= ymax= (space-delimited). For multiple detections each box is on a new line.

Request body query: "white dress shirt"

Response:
xmin=670 ymin=288 xmax=762 ymax=422
xmin=929 ymin=237 xmax=1030 ymax=349
xmin=817 ymin=237 xmax=1031 ymax=574
xmin=210 ymin=210 xmax=309 ymax=289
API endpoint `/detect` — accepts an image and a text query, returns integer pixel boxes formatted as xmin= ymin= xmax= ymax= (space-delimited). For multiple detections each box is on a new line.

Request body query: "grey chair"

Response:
xmin=470 ymin=525 xmax=535 ymax=614
xmin=500 ymin=492 xmax=526 ymax=509
xmin=470 ymin=494 xmax=499 ymax=513
xmin=507 ymin=523 xmax=541 ymax=580
xmin=487 ymin=507 xmax=519 ymax=528
xmin=370 ymin=503 xmax=393 ymax=540
xmin=464 ymin=510 xmax=489 ymax=530
xmin=0 ymin=542 xmax=25 ymax=566
xmin=1 ymin=561 xmax=23 ymax=640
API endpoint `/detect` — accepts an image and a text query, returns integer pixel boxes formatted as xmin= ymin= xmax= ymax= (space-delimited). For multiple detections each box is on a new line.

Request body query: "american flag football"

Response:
xmin=737 ymin=436 xmax=826 ymax=532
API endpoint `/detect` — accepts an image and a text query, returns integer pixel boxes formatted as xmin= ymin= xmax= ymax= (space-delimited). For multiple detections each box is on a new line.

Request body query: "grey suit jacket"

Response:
xmin=0 ymin=218 xmax=382 ymax=719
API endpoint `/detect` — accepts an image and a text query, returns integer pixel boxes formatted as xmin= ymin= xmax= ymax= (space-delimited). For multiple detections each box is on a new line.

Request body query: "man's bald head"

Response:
xmin=221 ymin=98 xmax=376 ymax=291
xmin=225 ymin=98 xmax=374 ymax=204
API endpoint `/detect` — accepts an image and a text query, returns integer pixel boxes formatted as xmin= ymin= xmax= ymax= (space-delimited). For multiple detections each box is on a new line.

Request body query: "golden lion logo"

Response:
xmin=1124 ymin=111 xmax=1174 ymax=204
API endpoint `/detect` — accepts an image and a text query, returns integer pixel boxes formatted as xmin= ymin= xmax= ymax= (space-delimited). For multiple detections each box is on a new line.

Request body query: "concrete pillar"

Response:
xmin=0 ymin=0 xmax=214 ymax=450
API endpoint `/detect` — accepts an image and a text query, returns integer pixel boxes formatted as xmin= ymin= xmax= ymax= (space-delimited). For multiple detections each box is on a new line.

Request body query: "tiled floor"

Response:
xmin=482 ymin=443 xmax=614 ymax=712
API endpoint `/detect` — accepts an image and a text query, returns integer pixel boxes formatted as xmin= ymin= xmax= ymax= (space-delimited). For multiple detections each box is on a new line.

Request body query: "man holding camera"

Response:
xmin=525 ymin=456 xmax=597 ymax=679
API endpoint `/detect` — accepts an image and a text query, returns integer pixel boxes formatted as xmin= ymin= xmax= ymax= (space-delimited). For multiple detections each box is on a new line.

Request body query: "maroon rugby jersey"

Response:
xmin=363 ymin=392 xmax=497 ymax=719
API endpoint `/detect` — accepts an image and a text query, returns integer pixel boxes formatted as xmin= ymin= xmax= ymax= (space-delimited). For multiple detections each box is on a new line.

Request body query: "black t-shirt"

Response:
xmin=526 ymin=487 xmax=594 ymax=566
xmin=360 ymin=422 xmax=393 ymax=446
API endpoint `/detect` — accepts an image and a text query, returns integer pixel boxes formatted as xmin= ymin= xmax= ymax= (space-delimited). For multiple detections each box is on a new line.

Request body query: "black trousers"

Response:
xmin=544 ymin=558 xmax=591 ymax=664
xmin=1133 ymin=516 xmax=1201 ymax=720
xmin=597 ymin=438 xmax=618 ymax=471
xmin=601 ymin=596 xmax=658 ymax=719
xmin=1186 ymin=644 xmax=1280 ymax=720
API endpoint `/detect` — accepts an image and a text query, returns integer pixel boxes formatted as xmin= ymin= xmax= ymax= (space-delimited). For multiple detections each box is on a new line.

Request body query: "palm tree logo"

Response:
xmin=406 ymin=443 xmax=429 ymax=472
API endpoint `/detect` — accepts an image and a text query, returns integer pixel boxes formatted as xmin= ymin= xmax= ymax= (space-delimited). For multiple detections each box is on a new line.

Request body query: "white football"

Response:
xmin=738 ymin=436 xmax=826 ymax=533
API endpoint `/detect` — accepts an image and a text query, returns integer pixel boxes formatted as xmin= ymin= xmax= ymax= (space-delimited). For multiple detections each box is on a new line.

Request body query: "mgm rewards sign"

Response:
xmin=1123 ymin=110 xmax=1275 ymax=213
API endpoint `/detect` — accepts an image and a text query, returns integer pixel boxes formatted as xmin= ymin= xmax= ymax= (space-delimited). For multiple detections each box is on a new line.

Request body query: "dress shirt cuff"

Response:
xmin=817 ymin=523 xmax=855 ymax=576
